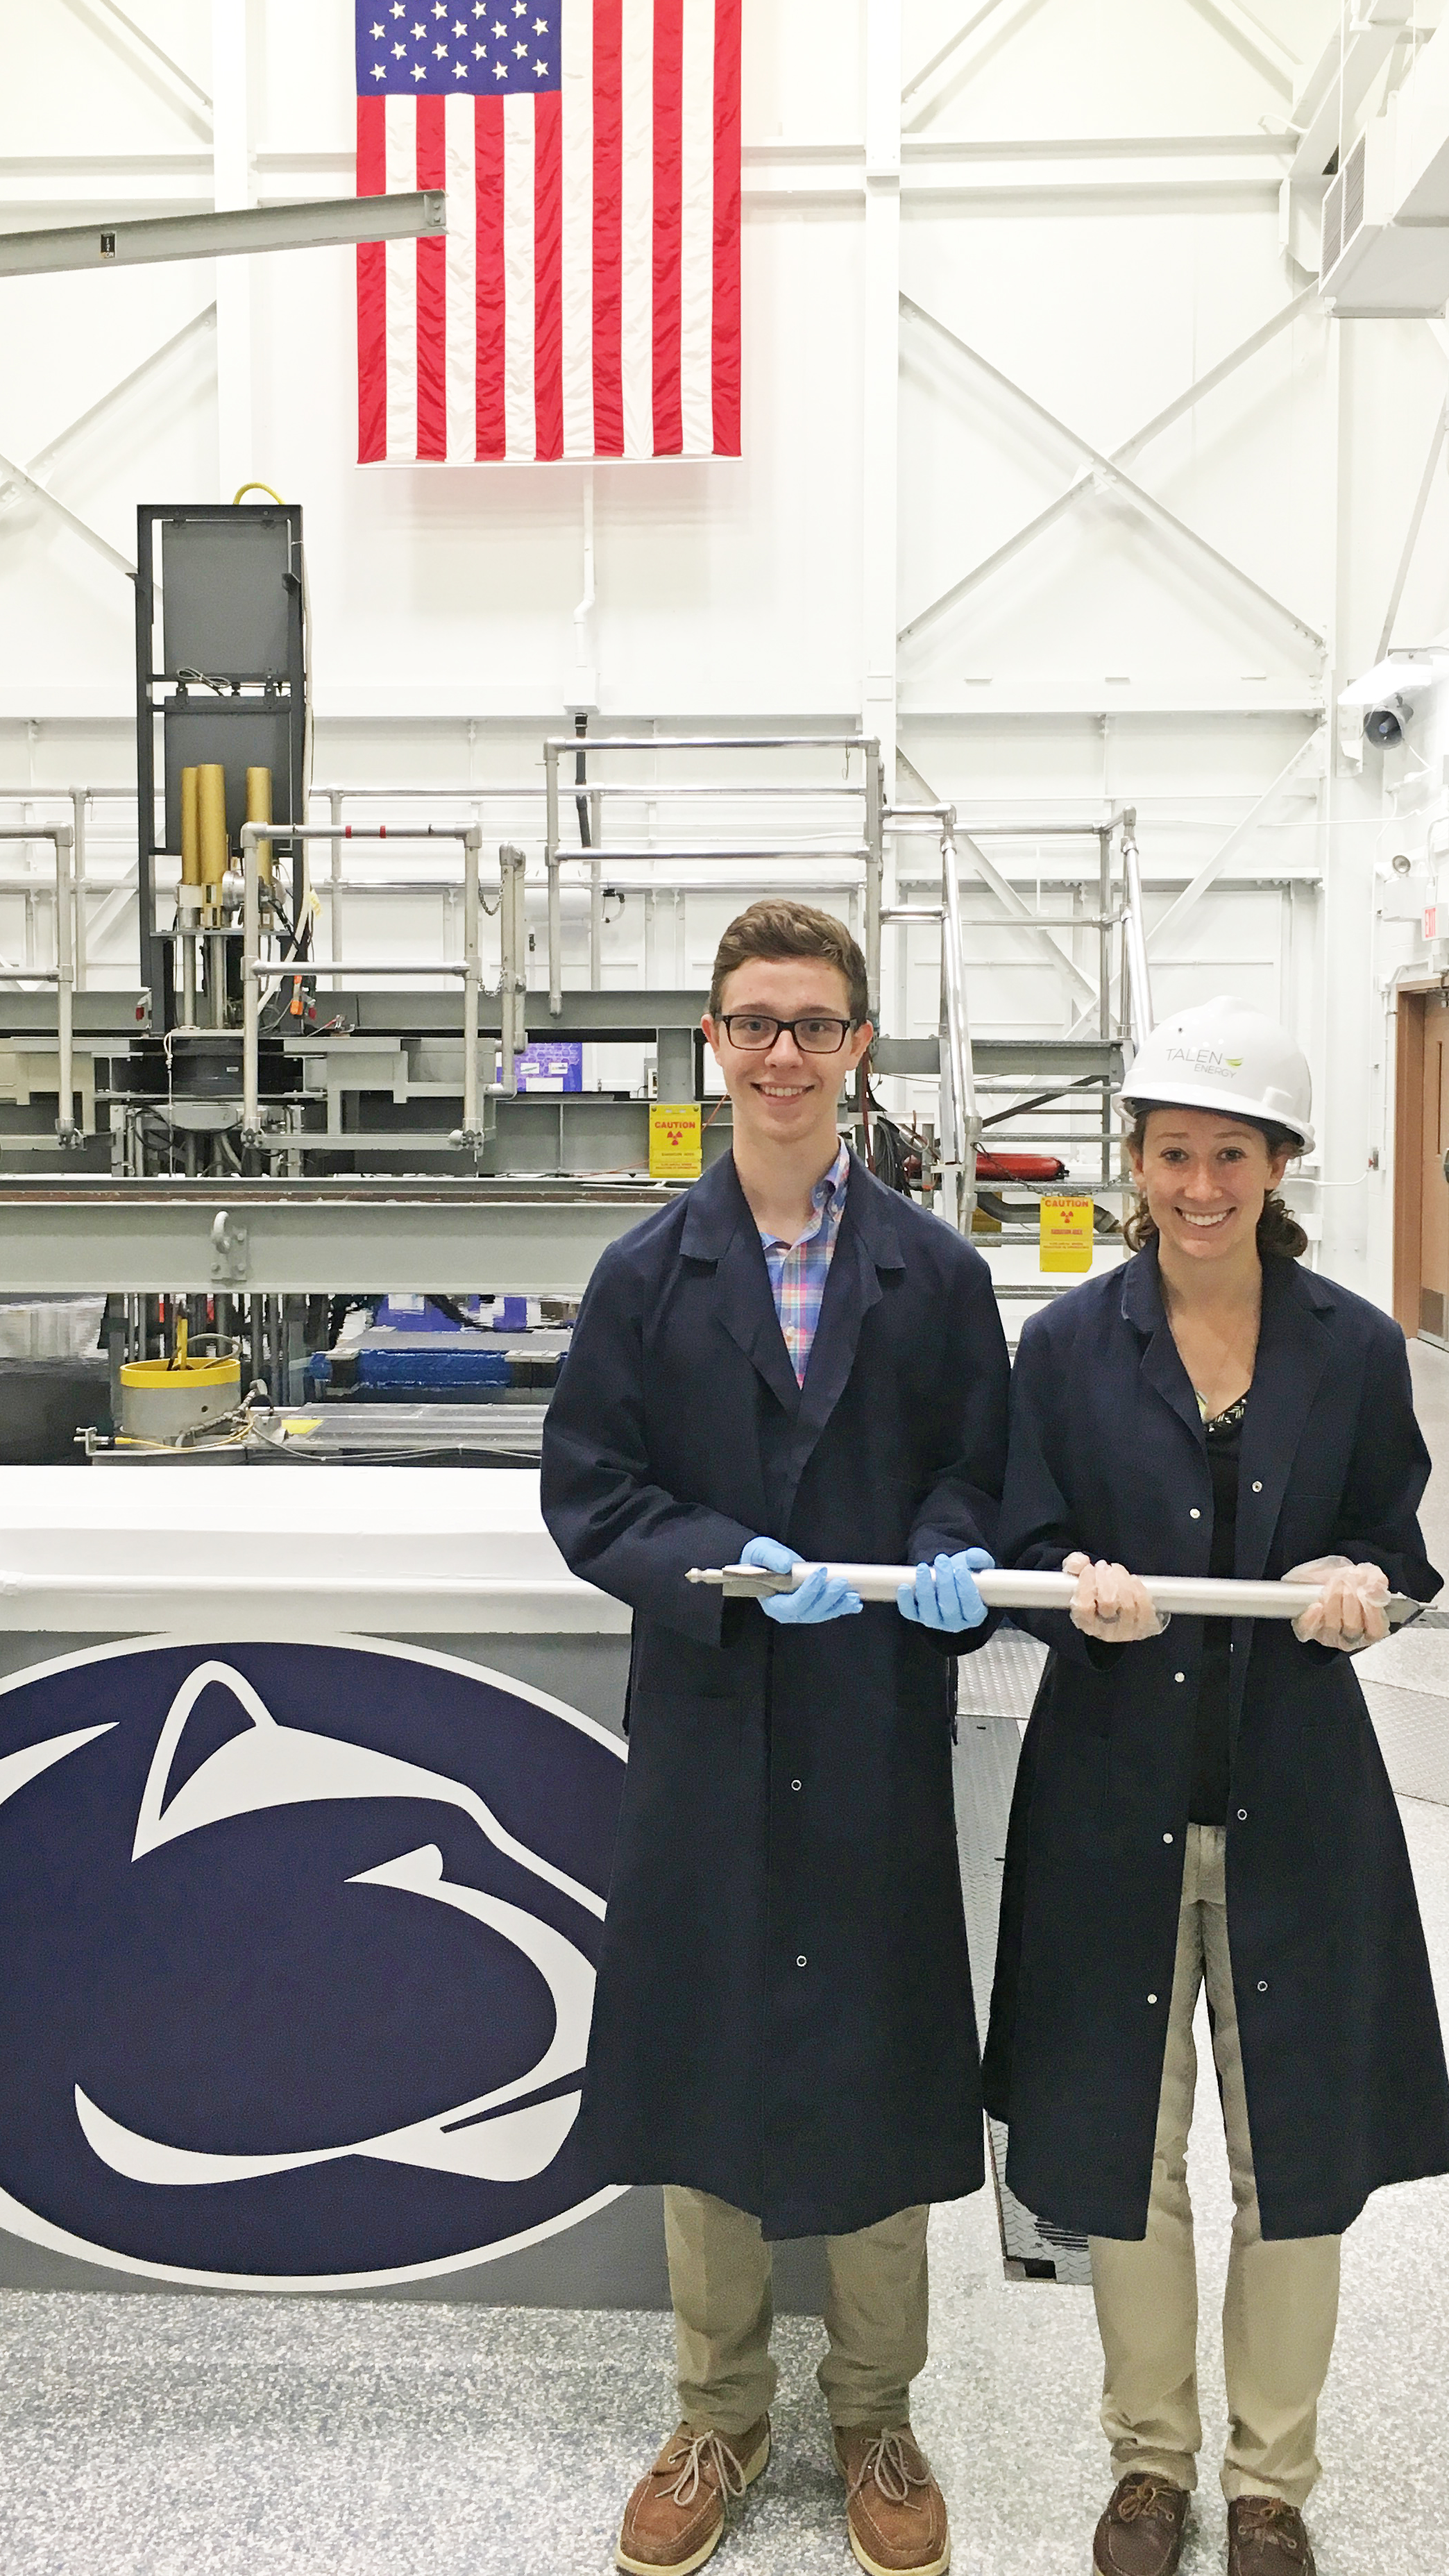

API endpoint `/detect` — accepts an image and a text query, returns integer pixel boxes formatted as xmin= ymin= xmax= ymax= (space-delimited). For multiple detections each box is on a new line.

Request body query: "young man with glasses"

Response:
xmin=543 ymin=900 xmax=1009 ymax=2576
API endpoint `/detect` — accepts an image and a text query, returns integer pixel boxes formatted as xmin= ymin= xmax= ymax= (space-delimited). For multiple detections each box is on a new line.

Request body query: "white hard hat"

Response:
xmin=1119 ymin=996 xmax=1314 ymax=1152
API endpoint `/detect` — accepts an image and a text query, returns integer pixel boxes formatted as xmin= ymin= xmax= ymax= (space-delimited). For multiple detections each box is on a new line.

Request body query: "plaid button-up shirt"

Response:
xmin=759 ymin=1140 xmax=851 ymax=1386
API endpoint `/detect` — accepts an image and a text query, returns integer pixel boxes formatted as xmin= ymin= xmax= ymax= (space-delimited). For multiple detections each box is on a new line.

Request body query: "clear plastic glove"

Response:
xmin=1064 ymin=1550 xmax=1169 ymax=1643
xmin=1286 ymin=1554 xmax=1390 ymax=1652
xmin=740 ymin=1534 xmax=863 ymax=1625
xmin=897 ymin=1548 xmax=994 ymax=1632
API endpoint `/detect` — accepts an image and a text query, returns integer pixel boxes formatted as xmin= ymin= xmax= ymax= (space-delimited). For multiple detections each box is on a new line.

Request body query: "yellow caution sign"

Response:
xmin=1039 ymin=1194 xmax=1095 ymax=1273
xmin=649 ymin=1102 xmax=703 ymax=1180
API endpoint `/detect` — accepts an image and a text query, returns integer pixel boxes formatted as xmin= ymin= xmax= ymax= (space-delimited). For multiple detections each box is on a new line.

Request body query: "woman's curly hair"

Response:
xmin=1121 ymin=1107 xmax=1306 ymax=1259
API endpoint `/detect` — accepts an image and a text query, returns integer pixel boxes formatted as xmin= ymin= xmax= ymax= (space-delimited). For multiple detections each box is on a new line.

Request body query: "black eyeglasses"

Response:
xmin=717 ymin=1012 xmax=857 ymax=1055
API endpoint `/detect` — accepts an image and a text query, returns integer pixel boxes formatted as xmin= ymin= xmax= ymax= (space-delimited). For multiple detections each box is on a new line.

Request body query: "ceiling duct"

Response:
xmin=1320 ymin=17 xmax=1449 ymax=316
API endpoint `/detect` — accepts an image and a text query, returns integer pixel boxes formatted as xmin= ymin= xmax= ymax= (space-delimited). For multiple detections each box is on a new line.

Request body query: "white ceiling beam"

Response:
xmin=899 ymin=294 xmax=1326 ymax=652
xmin=900 ymin=0 xmax=1015 ymax=105
xmin=19 ymin=303 xmax=215 ymax=485
xmin=0 ymin=304 xmax=220 ymax=593
xmin=0 ymin=446 xmax=135 ymax=579
xmin=899 ymin=287 xmax=1314 ymax=645
xmin=1146 ymin=729 xmax=1325 ymax=950
xmin=63 ymin=0 xmax=211 ymax=143
xmin=89 ymin=0 xmax=212 ymax=112
xmin=1376 ymin=398 xmax=1449 ymax=660
xmin=1180 ymin=0 xmax=1298 ymax=97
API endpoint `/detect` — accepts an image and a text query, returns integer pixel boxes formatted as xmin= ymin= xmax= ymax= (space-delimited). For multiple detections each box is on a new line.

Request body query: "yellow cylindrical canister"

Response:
xmin=246 ymin=764 xmax=274 ymax=885
xmin=119 ymin=1352 xmax=242 ymax=1446
xmin=180 ymin=766 xmax=201 ymax=886
xmin=196 ymin=763 xmax=228 ymax=895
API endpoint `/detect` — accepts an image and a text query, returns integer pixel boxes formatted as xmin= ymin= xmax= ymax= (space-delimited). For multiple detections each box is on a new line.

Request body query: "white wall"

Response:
xmin=2 ymin=0 xmax=1448 ymax=1304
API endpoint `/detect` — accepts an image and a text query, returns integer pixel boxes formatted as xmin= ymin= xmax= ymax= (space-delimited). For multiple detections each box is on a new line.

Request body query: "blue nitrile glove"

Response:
xmin=897 ymin=1548 xmax=994 ymax=1632
xmin=740 ymin=1534 xmax=863 ymax=1624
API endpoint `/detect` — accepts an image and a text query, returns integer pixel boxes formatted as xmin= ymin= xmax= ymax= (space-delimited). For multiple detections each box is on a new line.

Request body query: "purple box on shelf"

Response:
xmin=502 ymin=1042 xmax=583 ymax=1093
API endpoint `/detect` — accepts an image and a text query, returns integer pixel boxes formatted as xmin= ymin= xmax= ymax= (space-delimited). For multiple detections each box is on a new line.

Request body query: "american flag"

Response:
xmin=355 ymin=0 xmax=741 ymax=463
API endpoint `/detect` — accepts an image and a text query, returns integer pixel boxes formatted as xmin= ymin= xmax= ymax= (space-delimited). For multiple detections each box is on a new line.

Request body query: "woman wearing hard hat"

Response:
xmin=983 ymin=998 xmax=1449 ymax=2576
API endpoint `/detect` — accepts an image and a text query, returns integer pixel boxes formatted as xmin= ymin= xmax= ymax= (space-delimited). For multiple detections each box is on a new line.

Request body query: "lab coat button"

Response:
xmin=1147 ymin=1993 xmax=1159 ymax=2006
xmin=1189 ymin=1508 xmax=1201 ymax=1520
xmin=1174 ymin=1672 xmax=1185 ymax=1684
xmin=1163 ymin=1832 xmax=1173 ymax=1844
xmin=1252 ymin=1481 xmax=1263 ymax=1494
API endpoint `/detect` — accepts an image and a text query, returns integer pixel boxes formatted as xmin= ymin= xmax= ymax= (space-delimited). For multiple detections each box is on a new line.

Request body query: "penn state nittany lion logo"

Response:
xmin=0 ymin=1638 xmax=625 ymax=2289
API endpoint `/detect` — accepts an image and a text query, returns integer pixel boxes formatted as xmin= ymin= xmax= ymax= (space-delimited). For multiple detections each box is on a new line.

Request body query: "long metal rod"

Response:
xmin=242 ymin=831 xmax=260 ymax=1141
xmin=0 ymin=1570 xmax=594 ymax=1602
xmin=328 ymin=787 xmax=344 ymax=983
xmin=1098 ymin=829 xmax=1112 ymax=1049
xmin=865 ymin=742 xmax=884 ymax=1023
xmin=686 ymin=1564 xmax=1421 ymax=1622
xmin=54 ymin=822 xmax=75 ymax=1143
xmin=461 ymin=826 xmax=482 ymax=1142
xmin=0 ymin=190 xmax=446 ymax=278
xmin=247 ymin=960 xmax=471 ymax=981
xmin=539 ymin=734 xmax=875 ymax=752
xmin=499 ymin=843 xmax=527 ymax=1095
xmin=69 ymin=788 xmax=87 ymax=992
xmin=1121 ymin=813 xmax=1154 ymax=1049
xmin=547 ymin=843 xmax=874 ymax=861
xmin=939 ymin=828 xmax=978 ymax=1230
xmin=545 ymin=745 xmax=562 ymax=1016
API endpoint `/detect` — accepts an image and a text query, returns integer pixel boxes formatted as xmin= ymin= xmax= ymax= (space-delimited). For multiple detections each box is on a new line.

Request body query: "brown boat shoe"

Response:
xmin=615 ymin=2417 xmax=770 ymax=2576
xmin=833 ymin=2425 xmax=951 ymax=2576
xmin=1093 ymin=2473 xmax=1191 ymax=2576
xmin=1227 ymin=2496 xmax=1316 ymax=2576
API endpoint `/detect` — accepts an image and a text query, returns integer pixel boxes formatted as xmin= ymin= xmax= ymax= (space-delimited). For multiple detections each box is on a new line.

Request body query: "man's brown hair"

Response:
xmin=708 ymin=899 xmax=869 ymax=1026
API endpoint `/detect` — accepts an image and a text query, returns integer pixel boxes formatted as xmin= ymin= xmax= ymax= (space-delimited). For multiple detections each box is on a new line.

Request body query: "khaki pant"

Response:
xmin=663 ymin=2185 xmax=929 ymax=2437
xmin=1089 ymin=1824 xmax=1341 ymax=2509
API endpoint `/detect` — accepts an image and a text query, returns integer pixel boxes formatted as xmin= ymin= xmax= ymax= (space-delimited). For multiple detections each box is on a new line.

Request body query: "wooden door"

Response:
xmin=1421 ymin=993 xmax=1449 ymax=1344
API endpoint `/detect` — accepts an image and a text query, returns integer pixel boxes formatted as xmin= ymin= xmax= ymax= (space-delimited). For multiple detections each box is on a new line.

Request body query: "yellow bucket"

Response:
xmin=120 ymin=1352 xmax=242 ymax=1443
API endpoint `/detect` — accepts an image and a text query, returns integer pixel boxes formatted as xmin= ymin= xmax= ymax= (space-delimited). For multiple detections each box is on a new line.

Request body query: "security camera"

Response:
xmin=1364 ymin=693 xmax=1413 ymax=747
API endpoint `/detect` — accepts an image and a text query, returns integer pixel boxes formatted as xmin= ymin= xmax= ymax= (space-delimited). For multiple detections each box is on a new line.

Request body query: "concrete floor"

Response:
xmin=3 ymin=1353 xmax=1449 ymax=2574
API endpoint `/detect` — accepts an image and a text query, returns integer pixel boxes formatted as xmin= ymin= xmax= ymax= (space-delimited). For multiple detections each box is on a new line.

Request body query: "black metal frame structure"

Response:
xmin=134 ymin=501 xmax=306 ymax=1017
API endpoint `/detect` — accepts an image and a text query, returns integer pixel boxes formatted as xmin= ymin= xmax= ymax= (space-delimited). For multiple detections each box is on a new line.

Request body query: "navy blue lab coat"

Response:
xmin=541 ymin=1149 xmax=1010 ymax=2237
xmin=983 ymin=1244 xmax=1449 ymax=2242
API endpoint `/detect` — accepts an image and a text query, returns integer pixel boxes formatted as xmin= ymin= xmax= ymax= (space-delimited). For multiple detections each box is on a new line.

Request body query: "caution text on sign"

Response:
xmin=649 ymin=1103 xmax=703 ymax=1180
xmin=1039 ymin=1194 xmax=1095 ymax=1273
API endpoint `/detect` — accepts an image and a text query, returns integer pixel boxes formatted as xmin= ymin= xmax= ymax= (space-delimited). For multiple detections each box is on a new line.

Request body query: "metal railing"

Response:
xmin=880 ymin=807 xmax=981 ymax=1235
xmin=0 ymin=825 xmax=76 ymax=1142
xmin=240 ymin=821 xmax=489 ymax=1148
xmin=541 ymin=734 xmax=884 ymax=1016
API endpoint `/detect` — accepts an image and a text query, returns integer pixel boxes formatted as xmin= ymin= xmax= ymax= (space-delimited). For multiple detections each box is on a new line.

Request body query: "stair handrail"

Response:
xmin=1119 ymin=808 xmax=1153 ymax=1058
xmin=938 ymin=818 xmax=980 ymax=1233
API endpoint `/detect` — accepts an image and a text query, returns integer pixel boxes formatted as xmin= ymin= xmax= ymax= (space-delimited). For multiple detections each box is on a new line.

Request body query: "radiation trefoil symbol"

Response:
xmin=0 ymin=1641 xmax=623 ymax=2292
